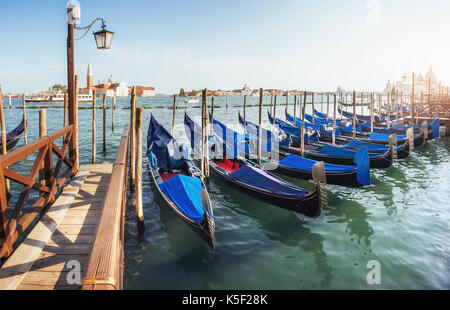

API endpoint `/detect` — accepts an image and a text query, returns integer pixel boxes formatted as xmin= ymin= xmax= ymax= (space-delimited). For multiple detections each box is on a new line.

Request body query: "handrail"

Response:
xmin=0 ymin=124 xmax=76 ymax=258
xmin=80 ymin=125 xmax=130 ymax=290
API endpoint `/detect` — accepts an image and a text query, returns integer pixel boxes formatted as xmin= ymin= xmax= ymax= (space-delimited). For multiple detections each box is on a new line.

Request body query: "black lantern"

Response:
xmin=93 ymin=22 xmax=114 ymax=50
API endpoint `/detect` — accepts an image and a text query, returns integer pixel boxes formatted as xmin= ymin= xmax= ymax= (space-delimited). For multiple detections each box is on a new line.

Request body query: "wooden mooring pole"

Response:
xmin=352 ymin=90 xmax=356 ymax=138
xmin=301 ymin=91 xmax=306 ymax=156
xmin=172 ymin=94 xmax=176 ymax=136
xmin=332 ymin=93 xmax=337 ymax=145
xmin=135 ymin=107 xmax=145 ymax=238
xmin=210 ymin=96 xmax=215 ymax=136
xmin=64 ymin=91 xmax=68 ymax=127
xmin=257 ymin=88 xmax=263 ymax=166
xmin=92 ymin=90 xmax=97 ymax=164
xmin=243 ymin=95 xmax=246 ymax=133
xmin=39 ymin=110 xmax=46 ymax=186
xmin=293 ymin=95 xmax=297 ymax=126
xmin=272 ymin=95 xmax=277 ymax=128
xmin=103 ymin=94 xmax=107 ymax=153
xmin=22 ymin=94 xmax=27 ymax=145
xmin=130 ymin=87 xmax=136 ymax=191
xmin=112 ymin=95 xmax=116 ymax=132
xmin=0 ymin=92 xmax=10 ymax=198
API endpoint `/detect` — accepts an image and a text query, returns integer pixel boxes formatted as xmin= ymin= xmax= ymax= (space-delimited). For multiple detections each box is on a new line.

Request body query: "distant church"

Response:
xmin=81 ymin=61 xmax=129 ymax=97
xmin=385 ymin=67 xmax=441 ymax=96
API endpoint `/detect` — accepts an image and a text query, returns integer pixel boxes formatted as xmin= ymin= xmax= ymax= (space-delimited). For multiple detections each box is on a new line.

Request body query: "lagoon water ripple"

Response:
xmin=3 ymin=96 xmax=449 ymax=289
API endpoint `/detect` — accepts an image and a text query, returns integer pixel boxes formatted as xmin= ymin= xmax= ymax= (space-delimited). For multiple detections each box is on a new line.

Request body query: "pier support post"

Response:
xmin=22 ymin=95 xmax=27 ymax=145
xmin=64 ymin=92 xmax=68 ymax=127
xmin=39 ymin=110 xmax=46 ymax=186
xmin=172 ymin=94 xmax=177 ymax=136
xmin=103 ymin=94 xmax=106 ymax=153
xmin=135 ymin=107 xmax=144 ymax=238
xmin=257 ymin=88 xmax=263 ymax=166
xmin=0 ymin=93 xmax=10 ymax=199
xmin=92 ymin=90 xmax=97 ymax=164
xmin=130 ymin=87 xmax=137 ymax=191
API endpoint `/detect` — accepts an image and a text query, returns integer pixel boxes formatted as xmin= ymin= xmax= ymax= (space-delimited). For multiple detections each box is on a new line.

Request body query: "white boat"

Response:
xmin=185 ymin=97 xmax=199 ymax=104
xmin=50 ymin=93 xmax=93 ymax=102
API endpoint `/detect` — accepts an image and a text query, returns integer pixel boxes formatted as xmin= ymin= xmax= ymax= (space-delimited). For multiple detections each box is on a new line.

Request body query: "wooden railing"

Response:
xmin=80 ymin=125 xmax=130 ymax=290
xmin=0 ymin=125 xmax=76 ymax=258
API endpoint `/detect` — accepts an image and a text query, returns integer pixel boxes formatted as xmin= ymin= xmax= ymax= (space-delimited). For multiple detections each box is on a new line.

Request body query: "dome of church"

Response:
xmin=425 ymin=67 xmax=436 ymax=82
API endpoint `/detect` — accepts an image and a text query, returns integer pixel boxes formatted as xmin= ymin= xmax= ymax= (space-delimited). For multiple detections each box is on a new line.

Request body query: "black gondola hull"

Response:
xmin=209 ymin=163 xmax=322 ymax=218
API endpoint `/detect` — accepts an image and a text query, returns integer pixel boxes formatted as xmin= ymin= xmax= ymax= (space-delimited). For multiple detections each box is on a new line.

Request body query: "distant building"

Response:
xmin=135 ymin=86 xmax=156 ymax=97
xmin=386 ymin=67 xmax=439 ymax=95
xmin=87 ymin=61 xmax=93 ymax=90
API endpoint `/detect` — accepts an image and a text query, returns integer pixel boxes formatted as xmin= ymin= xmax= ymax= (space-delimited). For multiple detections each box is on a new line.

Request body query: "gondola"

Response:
xmin=302 ymin=111 xmax=412 ymax=159
xmin=147 ymin=115 xmax=216 ymax=250
xmin=0 ymin=118 xmax=25 ymax=152
xmin=338 ymin=100 xmax=371 ymax=107
xmin=237 ymin=112 xmax=371 ymax=187
xmin=268 ymin=111 xmax=394 ymax=168
xmin=337 ymin=106 xmax=437 ymax=138
xmin=286 ymin=109 xmax=424 ymax=149
xmin=184 ymin=113 xmax=325 ymax=218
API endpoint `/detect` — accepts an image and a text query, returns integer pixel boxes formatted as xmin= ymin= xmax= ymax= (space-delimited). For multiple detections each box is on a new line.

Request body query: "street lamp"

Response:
xmin=93 ymin=21 xmax=115 ymax=50
xmin=66 ymin=2 xmax=114 ymax=172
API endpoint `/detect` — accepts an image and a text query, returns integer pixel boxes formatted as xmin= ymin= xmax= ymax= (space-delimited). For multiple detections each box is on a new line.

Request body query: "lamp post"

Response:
xmin=66 ymin=2 xmax=114 ymax=173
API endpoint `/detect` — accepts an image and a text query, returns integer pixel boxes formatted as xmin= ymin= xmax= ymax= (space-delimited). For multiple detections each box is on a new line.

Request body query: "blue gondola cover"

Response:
xmin=228 ymin=165 xmax=308 ymax=199
xmin=279 ymin=154 xmax=356 ymax=173
xmin=148 ymin=116 xmax=185 ymax=170
xmin=159 ymin=174 xmax=205 ymax=224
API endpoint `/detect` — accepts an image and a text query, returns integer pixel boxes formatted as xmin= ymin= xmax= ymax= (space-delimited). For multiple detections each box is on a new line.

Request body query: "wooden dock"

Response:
xmin=0 ymin=164 xmax=112 ymax=290
xmin=0 ymin=70 xmax=143 ymax=290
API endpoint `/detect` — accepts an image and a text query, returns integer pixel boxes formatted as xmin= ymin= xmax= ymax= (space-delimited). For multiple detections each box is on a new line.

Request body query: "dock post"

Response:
xmin=0 ymin=93 xmax=10 ymax=198
xmin=301 ymin=91 xmax=307 ymax=156
xmin=285 ymin=92 xmax=289 ymax=114
xmin=332 ymin=93 xmax=337 ymax=145
xmin=321 ymin=92 xmax=324 ymax=113
xmin=64 ymin=92 xmax=68 ymax=127
xmin=130 ymin=87 xmax=136 ymax=191
xmin=172 ymin=94 xmax=177 ymax=136
xmin=370 ymin=93 xmax=374 ymax=133
xmin=387 ymin=91 xmax=391 ymax=129
xmin=272 ymin=95 xmax=277 ymax=128
xmin=352 ymin=90 xmax=356 ymax=138
xmin=361 ymin=92 xmax=364 ymax=116
xmin=103 ymin=94 xmax=107 ymax=153
xmin=112 ymin=95 xmax=115 ymax=132
xmin=293 ymin=95 xmax=297 ymax=126
xmin=22 ymin=94 xmax=27 ymax=145
xmin=257 ymin=88 xmax=263 ymax=166
xmin=92 ymin=90 xmax=97 ymax=164
xmin=243 ymin=95 xmax=246 ymax=133
xmin=39 ymin=110 xmax=46 ymax=186
xmin=210 ymin=96 xmax=215 ymax=136
xmin=135 ymin=107 xmax=145 ymax=238
xmin=327 ymin=93 xmax=330 ymax=116
xmin=201 ymin=89 xmax=209 ymax=178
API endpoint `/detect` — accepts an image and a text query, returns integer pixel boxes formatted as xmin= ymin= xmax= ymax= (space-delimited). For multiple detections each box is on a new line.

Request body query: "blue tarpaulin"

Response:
xmin=354 ymin=146 xmax=371 ymax=186
xmin=229 ymin=165 xmax=308 ymax=199
xmin=159 ymin=174 xmax=205 ymax=224
xmin=147 ymin=115 xmax=185 ymax=170
xmin=279 ymin=154 xmax=356 ymax=173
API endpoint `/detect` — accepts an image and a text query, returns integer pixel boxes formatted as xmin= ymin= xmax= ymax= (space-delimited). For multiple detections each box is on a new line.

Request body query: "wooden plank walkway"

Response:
xmin=0 ymin=164 xmax=112 ymax=290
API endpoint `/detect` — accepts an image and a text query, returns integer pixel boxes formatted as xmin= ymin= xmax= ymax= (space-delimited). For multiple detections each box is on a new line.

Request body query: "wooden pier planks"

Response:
xmin=0 ymin=164 xmax=112 ymax=290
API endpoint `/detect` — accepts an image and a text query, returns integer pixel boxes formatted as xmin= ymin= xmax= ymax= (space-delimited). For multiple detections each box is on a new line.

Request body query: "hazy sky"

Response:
xmin=1 ymin=0 xmax=450 ymax=94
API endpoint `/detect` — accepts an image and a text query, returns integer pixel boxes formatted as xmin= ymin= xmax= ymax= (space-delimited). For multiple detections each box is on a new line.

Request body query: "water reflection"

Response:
xmin=210 ymin=176 xmax=334 ymax=288
xmin=326 ymin=192 xmax=374 ymax=248
xmin=147 ymin=170 xmax=225 ymax=289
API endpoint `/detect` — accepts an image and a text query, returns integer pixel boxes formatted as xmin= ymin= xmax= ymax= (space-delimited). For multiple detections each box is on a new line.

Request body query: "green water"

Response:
xmin=3 ymin=95 xmax=449 ymax=289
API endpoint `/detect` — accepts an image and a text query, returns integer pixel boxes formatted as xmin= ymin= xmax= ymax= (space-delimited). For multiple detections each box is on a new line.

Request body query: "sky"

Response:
xmin=1 ymin=0 xmax=450 ymax=94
